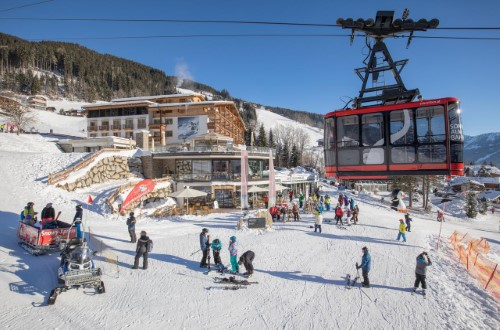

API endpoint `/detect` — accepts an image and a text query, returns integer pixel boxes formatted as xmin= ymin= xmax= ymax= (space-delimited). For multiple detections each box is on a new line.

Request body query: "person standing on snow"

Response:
xmin=299 ymin=193 xmax=304 ymax=209
xmin=73 ymin=204 xmax=83 ymax=239
xmin=405 ymin=213 xmax=413 ymax=232
xmin=292 ymin=203 xmax=300 ymax=221
xmin=356 ymin=246 xmax=371 ymax=288
xmin=211 ymin=238 xmax=223 ymax=268
xmin=132 ymin=231 xmax=152 ymax=270
xmin=397 ymin=219 xmax=407 ymax=242
xmin=324 ymin=195 xmax=331 ymax=211
xmin=335 ymin=203 xmax=344 ymax=225
xmin=264 ymin=195 xmax=269 ymax=209
xmin=228 ymin=236 xmax=239 ymax=274
xmin=413 ymin=252 xmax=432 ymax=297
xmin=238 ymin=250 xmax=255 ymax=276
xmin=349 ymin=198 xmax=356 ymax=211
xmin=199 ymin=228 xmax=210 ymax=268
xmin=352 ymin=204 xmax=359 ymax=225
xmin=314 ymin=206 xmax=323 ymax=233
xmin=126 ymin=212 xmax=137 ymax=243
xmin=288 ymin=190 xmax=293 ymax=202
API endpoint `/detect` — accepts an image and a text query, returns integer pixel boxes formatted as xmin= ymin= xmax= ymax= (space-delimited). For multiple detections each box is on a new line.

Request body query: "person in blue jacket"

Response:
xmin=73 ymin=204 xmax=83 ymax=239
xmin=356 ymin=246 xmax=372 ymax=288
xmin=211 ymin=238 xmax=223 ymax=268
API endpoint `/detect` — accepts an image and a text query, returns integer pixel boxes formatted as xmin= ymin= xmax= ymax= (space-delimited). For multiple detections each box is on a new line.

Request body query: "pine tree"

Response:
xmin=281 ymin=142 xmax=289 ymax=168
xmin=478 ymin=196 xmax=489 ymax=215
xmin=464 ymin=191 xmax=478 ymax=218
xmin=290 ymin=144 xmax=298 ymax=167
xmin=268 ymin=129 xmax=275 ymax=148
xmin=257 ymin=124 xmax=267 ymax=147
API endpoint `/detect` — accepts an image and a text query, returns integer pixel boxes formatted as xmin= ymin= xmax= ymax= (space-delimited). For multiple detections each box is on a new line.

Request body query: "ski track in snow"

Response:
xmin=0 ymin=134 xmax=499 ymax=329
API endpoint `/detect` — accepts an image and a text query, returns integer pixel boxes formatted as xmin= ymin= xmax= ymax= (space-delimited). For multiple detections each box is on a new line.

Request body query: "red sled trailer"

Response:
xmin=17 ymin=221 xmax=76 ymax=255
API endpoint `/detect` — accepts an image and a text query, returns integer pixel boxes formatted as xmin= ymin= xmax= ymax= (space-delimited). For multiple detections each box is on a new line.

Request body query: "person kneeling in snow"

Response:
xmin=413 ymin=252 xmax=432 ymax=297
xmin=211 ymin=238 xmax=223 ymax=268
xmin=238 ymin=250 xmax=255 ymax=276
xmin=356 ymin=246 xmax=371 ymax=288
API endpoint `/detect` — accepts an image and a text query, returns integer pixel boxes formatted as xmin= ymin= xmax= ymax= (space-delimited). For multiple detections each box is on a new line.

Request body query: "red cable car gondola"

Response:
xmin=324 ymin=11 xmax=464 ymax=180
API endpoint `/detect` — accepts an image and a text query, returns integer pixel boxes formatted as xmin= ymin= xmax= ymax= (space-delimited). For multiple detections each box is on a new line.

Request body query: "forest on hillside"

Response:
xmin=0 ymin=33 xmax=324 ymax=130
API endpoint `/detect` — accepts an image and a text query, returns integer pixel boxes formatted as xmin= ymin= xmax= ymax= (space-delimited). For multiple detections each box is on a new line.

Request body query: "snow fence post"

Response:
xmin=485 ymin=264 xmax=498 ymax=290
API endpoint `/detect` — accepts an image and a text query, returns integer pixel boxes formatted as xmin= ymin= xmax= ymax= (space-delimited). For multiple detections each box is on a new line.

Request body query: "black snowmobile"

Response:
xmin=48 ymin=238 xmax=105 ymax=305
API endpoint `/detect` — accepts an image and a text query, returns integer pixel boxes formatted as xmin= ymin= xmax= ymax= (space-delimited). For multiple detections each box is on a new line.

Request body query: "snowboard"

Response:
xmin=214 ymin=276 xmax=258 ymax=285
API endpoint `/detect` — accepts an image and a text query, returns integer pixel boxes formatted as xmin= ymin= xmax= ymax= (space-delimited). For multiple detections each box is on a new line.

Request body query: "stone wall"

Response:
xmin=58 ymin=156 xmax=138 ymax=191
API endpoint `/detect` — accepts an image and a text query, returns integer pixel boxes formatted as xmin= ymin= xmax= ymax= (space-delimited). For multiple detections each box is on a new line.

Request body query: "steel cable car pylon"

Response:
xmin=337 ymin=10 xmax=439 ymax=109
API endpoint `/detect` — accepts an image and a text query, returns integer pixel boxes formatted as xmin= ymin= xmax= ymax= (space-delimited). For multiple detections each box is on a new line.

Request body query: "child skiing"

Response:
xmin=397 ymin=219 xmax=407 ymax=242
xmin=228 ymin=236 xmax=239 ymax=274
xmin=211 ymin=238 xmax=223 ymax=269
xmin=413 ymin=252 xmax=432 ymax=297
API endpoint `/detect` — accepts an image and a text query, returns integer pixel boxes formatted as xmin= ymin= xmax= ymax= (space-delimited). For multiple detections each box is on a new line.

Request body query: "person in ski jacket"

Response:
xmin=356 ymin=246 xmax=371 ymax=287
xmin=23 ymin=202 xmax=37 ymax=221
xmin=413 ymin=252 xmax=432 ymax=296
xmin=314 ymin=207 xmax=323 ymax=233
xmin=338 ymin=193 xmax=344 ymax=206
xmin=264 ymin=195 xmax=269 ymax=208
xmin=346 ymin=208 xmax=352 ymax=222
xmin=335 ymin=204 xmax=344 ymax=224
xmin=299 ymin=193 xmax=304 ymax=209
xmin=344 ymin=195 xmax=349 ymax=207
xmin=73 ymin=204 xmax=83 ymax=239
xmin=352 ymin=205 xmax=359 ymax=225
xmin=397 ymin=219 xmax=407 ymax=242
xmin=238 ymin=250 xmax=255 ymax=276
xmin=126 ymin=212 xmax=137 ymax=243
xmin=199 ymin=228 xmax=210 ymax=268
xmin=269 ymin=206 xmax=278 ymax=222
xmin=132 ymin=231 xmax=152 ymax=270
xmin=288 ymin=190 xmax=293 ymax=202
xmin=281 ymin=206 xmax=287 ymax=222
xmin=41 ymin=203 xmax=56 ymax=229
xmin=349 ymin=198 xmax=355 ymax=211
xmin=324 ymin=195 xmax=331 ymax=211
xmin=211 ymin=238 xmax=223 ymax=267
xmin=228 ymin=236 xmax=239 ymax=273
xmin=405 ymin=213 xmax=413 ymax=232
xmin=292 ymin=203 xmax=299 ymax=221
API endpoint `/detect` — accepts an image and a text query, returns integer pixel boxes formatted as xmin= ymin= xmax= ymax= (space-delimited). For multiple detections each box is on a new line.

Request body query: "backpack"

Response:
xmin=20 ymin=210 xmax=25 ymax=220
xmin=147 ymin=240 xmax=153 ymax=252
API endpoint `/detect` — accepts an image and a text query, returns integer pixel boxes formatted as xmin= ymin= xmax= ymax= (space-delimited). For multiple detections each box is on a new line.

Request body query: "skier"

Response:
xmin=314 ymin=206 xmax=323 ymax=233
xmin=228 ymin=236 xmax=239 ymax=274
xmin=349 ymin=198 xmax=356 ymax=211
xmin=292 ymin=203 xmax=300 ymax=221
xmin=211 ymin=238 xmax=223 ymax=268
xmin=338 ymin=193 xmax=344 ymax=206
xmin=132 ymin=231 xmax=152 ymax=270
xmin=41 ymin=203 xmax=56 ymax=229
xmin=238 ymin=250 xmax=255 ymax=276
xmin=126 ymin=212 xmax=137 ymax=243
xmin=288 ymin=190 xmax=293 ymax=202
xmin=396 ymin=219 xmax=407 ymax=242
xmin=413 ymin=252 xmax=432 ymax=297
xmin=199 ymin=228 xmax=210 ymax=268
xmin=335 ymin=204 xmax=344 ymax=225
xmin=269 ymin=205 xmax=278 ymax=222
xmin=344 ymin=195 xmax=349 ymax=208
xmin=352 ymin=204 xmax=359 ymax=225
xmin=73 ymin=204 xmax=83 ymax=239
xmin=355 ymin=246 xmax=371 ymax=288
xmin=346 ymin=208 xmax=352 ymax=223
xmin=405 ymin=213 xmax=413 ymax=232
xmin=281 ymin=205 xmax=287 ymax=222
xmin=264 ymin=195 xmax=269 ymax=209
xmin=299 ymin=193 xmax=304 ymax=209
xmin=324 ymin=195 xmax=331 ymax=211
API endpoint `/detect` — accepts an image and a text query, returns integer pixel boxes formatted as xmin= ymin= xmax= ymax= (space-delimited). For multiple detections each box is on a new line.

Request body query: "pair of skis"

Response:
xmin=345 ymin=273 xmax=360 ymax=289
xmin=411 ymin=289 xmax=427 ymax=299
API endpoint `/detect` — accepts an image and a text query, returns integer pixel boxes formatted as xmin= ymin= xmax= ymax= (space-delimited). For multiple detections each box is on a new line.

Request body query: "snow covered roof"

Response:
xmin=450 ymin=177 xmax=486 ymax=186
xmin=149 ymin=100 xmax=234 ymax=108
xmin=111 ymin=93 xmax=202 ymax=102
xmin=465 ymin=165 xmax=500 ymax=176
xmin=478 ymin=190 xmax=500 ymax=200
xmin=82 ymin=100 xmax=154 ymax=108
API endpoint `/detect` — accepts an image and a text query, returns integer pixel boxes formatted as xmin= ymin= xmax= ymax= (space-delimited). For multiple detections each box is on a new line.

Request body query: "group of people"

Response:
xmin=269 ymin=202 xmax=300 ymax=222
xmin=126 ymin=212 xmax=153 ymax=270
xmin=21 ymin=202 xmax=84 ymax=238
xmin=0 ymin=123 xmax=17 ymax=133
xmin=199 ymin=228 xmax=255 ymax=276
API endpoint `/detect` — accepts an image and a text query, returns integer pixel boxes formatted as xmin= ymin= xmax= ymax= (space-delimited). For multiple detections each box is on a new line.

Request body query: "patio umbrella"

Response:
xmin=170 ymin=187 xmax=208 ymax=214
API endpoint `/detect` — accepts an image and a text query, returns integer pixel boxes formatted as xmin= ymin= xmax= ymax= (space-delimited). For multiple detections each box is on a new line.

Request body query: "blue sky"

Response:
xmin=0 ymin=0 xmax=499 ymax=136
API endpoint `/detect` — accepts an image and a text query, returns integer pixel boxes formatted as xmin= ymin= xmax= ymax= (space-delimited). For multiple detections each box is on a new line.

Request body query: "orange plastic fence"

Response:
xmin=449 ymin=231 xmax=499 ymax=302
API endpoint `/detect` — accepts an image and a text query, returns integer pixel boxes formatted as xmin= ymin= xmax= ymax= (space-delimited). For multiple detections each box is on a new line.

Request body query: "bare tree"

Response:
xmin=2 ymin=102 xmax=36 ymax=135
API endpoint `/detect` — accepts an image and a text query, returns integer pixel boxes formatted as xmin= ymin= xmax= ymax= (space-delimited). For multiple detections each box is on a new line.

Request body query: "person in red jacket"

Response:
xmin=335 ymin=204 xmax=344 ymax=225
xmin=269 ymin=205 xmax=278 ymax=222
xmin=288 ymin=190 xmax=293 ymax=202
xmin=264 ymin=195 xmax=269 ymax=208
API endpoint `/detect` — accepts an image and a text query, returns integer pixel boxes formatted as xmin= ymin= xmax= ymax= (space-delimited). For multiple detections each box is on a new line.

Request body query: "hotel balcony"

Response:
xmin=123 ymin=125 xmax=134 ymax=130
xmin=87 ymin=126 xmax=97 ymax=132
xmin=111 ymin=125 xmax=122 ymax=131
xmin=98 ymin=125 xmax=110 ymax=131
xmin=149 ymin=124 xmax=165 ymax=130
xmin=137 ymin=123 xmax=147 ymax=129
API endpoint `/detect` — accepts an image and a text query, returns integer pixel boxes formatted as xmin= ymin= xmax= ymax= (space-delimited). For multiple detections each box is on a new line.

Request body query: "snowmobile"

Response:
xmin=48 ymin=238 xmax=105 ymax=305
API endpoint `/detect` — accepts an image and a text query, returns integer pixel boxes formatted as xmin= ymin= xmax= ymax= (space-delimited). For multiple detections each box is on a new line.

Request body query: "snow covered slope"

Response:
xmin=256 ymin=107 xmax=323 ymax=146
xmin=0 ymin=134 xmax=498 ymax=329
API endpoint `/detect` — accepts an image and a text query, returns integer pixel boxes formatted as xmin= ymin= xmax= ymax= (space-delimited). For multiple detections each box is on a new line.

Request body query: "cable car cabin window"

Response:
xmin=324 ymin=118 xmax=336 ymax=165
xmin=418 ymin=145 xmax=446 ymax=163
xmin=361 ymin=114 xmax=384 ymax=146
xmin=416 ymin=106 xmax=446 ymax=143
xmin=337 ymin=116 xmax=359 ymax=148
xmin=391 ymin=146 xmax=416 ymax=163
xmin=390 ymin=110 xmax=414 ymax=145
xmin=448 ymin=102 xmax=464 ymax=163
xmin=338 ymin=149 xmax=360 ymax=166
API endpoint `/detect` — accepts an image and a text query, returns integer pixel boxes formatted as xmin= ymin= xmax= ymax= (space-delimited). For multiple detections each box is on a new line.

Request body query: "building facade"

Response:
xmin=83 ymin=93 xmax=245 ymax=145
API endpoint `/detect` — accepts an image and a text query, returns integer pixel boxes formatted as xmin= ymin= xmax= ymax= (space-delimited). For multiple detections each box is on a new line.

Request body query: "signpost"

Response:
xmin=247 ymin=217 xmax=266 ymax=229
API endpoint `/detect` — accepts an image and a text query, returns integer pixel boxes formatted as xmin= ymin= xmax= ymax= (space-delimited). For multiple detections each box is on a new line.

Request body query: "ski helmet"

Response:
xmin=230 ymin=236 xmax=237 ymax=242
xmin=130 ymin=212 xmax=134 ymax=216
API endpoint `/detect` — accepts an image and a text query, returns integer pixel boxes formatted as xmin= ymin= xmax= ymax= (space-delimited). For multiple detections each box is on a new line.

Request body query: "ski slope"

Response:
xmin=0 ymin=134 xmax=498 ymax=329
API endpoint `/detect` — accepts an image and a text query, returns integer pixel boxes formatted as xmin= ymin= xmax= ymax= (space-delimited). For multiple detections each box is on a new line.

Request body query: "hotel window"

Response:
xmin=165 ymin=131 xmax=173 ymax=137
xmin=164 ymin=118 xmax=173 ymax=125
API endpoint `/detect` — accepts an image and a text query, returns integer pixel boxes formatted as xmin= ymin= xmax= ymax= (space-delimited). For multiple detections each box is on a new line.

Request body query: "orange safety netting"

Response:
xmin=449 ymin=231 xmax=499 ymax=302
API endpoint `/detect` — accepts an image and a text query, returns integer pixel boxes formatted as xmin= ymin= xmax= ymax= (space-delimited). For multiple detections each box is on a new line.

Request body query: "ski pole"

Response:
xmin=190 ymin=249 xmax=201 ymax=256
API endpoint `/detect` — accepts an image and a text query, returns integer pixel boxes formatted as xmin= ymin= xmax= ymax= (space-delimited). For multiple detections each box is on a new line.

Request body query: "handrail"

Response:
xmin=48 ymin=148 xmax=125 ymax=185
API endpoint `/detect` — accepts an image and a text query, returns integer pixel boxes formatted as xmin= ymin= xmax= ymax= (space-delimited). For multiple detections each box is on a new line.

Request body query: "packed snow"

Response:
xmin=0 ymin=133 xmax=499 ymax=329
